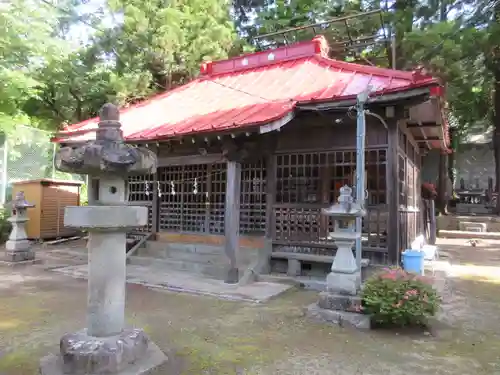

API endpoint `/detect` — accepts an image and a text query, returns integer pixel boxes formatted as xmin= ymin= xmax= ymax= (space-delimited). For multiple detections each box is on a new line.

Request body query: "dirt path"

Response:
xmin=0 ymin=240 xmax=499 ymax=374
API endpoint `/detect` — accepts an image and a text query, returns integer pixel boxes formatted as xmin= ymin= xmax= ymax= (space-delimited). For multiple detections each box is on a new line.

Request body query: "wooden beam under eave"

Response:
xmin=405 ymin=122 xmax=440 ymax=129
xmin=417 ymin=123 xmax=431 ymax=151
xmin=414 ymin=136 xmax=440 ymax=142
xmin=157 ymin=153 xmax=224 ymax=167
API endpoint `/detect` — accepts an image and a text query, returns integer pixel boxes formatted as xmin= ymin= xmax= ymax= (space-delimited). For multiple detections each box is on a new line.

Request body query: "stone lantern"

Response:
xmin=306 ymin=185 xmax=370 ymax=329
xmin=40 ymin=104 xmax=167 ymax=375
xmin=4 ymin=191 xmax=36 ymax=263
xmin=322 ymin=185 xmax=365 ymax=295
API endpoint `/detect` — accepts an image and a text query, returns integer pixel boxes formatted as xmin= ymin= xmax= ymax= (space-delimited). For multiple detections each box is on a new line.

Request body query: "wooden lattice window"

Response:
xmin=273 ymin=149 xmax=388 ymax=248
xmin=276 ymin=153 xmax=323 ymax=204
xmin=208 ymin=163 xmax=226 ymax=234
xmin=158 ymin=164 xmax=226 ymax=233
xmin=240 ymin=160 xmax=266 ymax=235
xmin=398 ymin=154 xmax=406 ymax=206
xmin=276 ymin=150 xmax=387 ymax=206
xmin=128 ymin=174 xmax=154 ymax=203
xmin=128 ymin=174 xmax=154 ymax=232
xmin=158 ymin=166 xmax=182 ymax=231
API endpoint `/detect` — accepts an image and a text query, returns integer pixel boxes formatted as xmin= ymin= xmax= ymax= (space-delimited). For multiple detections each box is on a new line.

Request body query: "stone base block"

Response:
xmin=39 ymin=328 xmax=167 ymax=375
xmin=317 ymin=292 xmax=362 ymax=312
xmin=326 ymin=271 xmax=360 ymax=296
xmin=286 ymin=258 xmax=301 ymax=277
xmin=5 ymin=250 xmax=35 ymax=262
xmin=306 ymin=303 xmax=371 ymax=330
xmin=5 ymin=239 xmax=32 ymax=253
xmin=225 ymin=267 xmax=239 ymax=284
xmin=0 ymin=253 xmax=40 ymax=267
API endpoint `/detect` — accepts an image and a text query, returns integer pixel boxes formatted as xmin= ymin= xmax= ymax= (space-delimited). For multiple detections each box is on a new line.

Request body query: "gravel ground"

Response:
xmin=0 ymin=238 xmax=499 ymax=375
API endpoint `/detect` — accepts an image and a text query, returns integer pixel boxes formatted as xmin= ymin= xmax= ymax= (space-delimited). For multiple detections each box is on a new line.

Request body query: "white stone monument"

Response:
xmin=2 ymin=191 xmax=36 ymax=263
xmin=40 ymin=104 xmax=167 ymax=375
xmin=306 ymin=185 xmax=371 ymax=329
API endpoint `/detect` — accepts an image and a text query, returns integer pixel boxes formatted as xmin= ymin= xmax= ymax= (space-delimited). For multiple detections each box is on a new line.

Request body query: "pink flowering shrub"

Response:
xmin=361 ymin=267 xmax=441 ymax=327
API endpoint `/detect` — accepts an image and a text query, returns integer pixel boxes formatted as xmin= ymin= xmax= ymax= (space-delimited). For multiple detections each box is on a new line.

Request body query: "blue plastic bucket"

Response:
xmin=402 ymin=250 xmax=425 ymax=275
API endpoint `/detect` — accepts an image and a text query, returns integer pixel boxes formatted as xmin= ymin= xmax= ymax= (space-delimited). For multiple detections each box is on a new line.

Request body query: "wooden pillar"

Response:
xmin=150 ymin=144 xmax=159 ymax=235
xmin=152 ymin=170 xmax=159 ymax=234
xmin=224 ymin=160 xmax=241 ymax=284
xmin=259 ymin=154 xmax=276 ymax=275
xmin=387 ymin=119 xmax=400 ymax=265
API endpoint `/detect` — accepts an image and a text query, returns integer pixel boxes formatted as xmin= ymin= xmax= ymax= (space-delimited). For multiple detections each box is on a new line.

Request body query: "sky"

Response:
xmin=66 ymin=0 xmax=121 ymax=47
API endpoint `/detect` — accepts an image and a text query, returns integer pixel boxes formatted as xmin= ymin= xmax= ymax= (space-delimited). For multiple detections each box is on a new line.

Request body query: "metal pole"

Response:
xmin=355 ymin=90 xmax=369 ymax=270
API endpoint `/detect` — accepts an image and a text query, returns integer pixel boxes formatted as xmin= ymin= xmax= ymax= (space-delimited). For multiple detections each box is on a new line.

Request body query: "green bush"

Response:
xmin=361 ymin=267 xmax=441 ymax=327
xmin=0 ymin=208 xmax=12 ymax=244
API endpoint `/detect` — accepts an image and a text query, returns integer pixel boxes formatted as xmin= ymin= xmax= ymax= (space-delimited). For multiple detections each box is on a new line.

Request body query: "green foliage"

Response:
xmin=79 ymin=183 xmax=88 ymax=206
xmin=361 ymin=268 xmax=441 ymax=327
xmin=0 ymin=208 xmax=12 ymax=244
xmin=0 ymin=0 xmax=498 ymax=146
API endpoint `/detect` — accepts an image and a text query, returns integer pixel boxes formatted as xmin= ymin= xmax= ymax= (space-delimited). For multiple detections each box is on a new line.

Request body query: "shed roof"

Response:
xmin=53 ymin=36 xmax=444 ymax=146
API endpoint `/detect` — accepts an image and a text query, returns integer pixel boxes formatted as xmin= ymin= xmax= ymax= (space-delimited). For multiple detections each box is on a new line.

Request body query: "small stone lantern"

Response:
xmin=322 ymin=185 xmax=365 ymax=295
xmin=4 ymin=191 xmax=36 ymax=263
xmin=305 ymin=185 xmax=371 ymax=329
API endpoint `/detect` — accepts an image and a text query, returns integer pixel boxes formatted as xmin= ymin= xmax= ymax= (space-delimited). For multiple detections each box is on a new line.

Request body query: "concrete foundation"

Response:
xmin=4 ymin=247 xmax=35 ymax=262
xmin=306 ymin=303 xmax=371 ymax=330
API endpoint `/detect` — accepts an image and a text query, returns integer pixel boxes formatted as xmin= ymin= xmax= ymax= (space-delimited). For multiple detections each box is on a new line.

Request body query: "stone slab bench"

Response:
xmin=271 ymin=251 xmax=370 ymax=276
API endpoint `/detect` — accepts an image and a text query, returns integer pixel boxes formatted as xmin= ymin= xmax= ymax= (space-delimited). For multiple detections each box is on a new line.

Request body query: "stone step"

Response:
xmin=146 ymin=241 xmax=225 ymax=255
xmin=127 ymin=256 xmax=227 ymax=280
xmin=458 ymin=221 xmax=487 ymax=232
xmin=138 ymin=242 xmax=226 ymax=264
xmin=438 ymin=230 xmax=500 ymax=240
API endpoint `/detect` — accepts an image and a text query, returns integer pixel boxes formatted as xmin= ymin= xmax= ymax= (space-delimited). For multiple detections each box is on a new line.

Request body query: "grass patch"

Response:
xmin=0 ymin=349 xmax=39 ymax=375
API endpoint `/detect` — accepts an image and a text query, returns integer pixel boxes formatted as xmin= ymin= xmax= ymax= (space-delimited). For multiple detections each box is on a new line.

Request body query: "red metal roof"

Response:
xmin=54 ymin=36 xmax=442 ymax=144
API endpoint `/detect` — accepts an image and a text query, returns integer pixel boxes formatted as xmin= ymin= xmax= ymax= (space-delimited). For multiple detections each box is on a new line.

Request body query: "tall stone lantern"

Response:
xmin=306 ymin=185 xmax=371 ymax=329
xmin=40 ymin=104 xmax=167 ymax=374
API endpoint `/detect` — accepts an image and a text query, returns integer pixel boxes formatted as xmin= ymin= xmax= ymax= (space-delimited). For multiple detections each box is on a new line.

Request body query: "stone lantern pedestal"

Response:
xmin=0 ymin=191 xmax=40 ymax=266
xmin=39 ymin=104 xmax=167 ymax=375
xmin=306 ymin=185 xmax=371 ymax=329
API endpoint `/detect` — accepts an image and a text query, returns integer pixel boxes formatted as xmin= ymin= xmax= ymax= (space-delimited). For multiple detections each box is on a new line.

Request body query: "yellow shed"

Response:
xmin=11 ymin=179 xmax=83 ymax=240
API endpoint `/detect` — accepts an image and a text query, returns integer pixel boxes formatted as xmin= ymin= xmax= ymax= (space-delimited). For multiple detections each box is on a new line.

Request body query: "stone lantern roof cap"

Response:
xmin=322 ymin=185 xmax=365 ymax=218
xmin=54 ymin=103 xmax=157 ymax=177
xmin=10 ymin=191 xmax=35 ymax=209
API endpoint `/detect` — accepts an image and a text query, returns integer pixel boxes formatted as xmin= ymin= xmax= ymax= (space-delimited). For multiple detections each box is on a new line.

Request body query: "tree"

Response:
xmin=0 ymin=0 xmax=63 ymax=132
xmin=93 ymin=0 xmax=240 ymax=103
xmin=482 ymin=0 xmax=500 ymax=213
